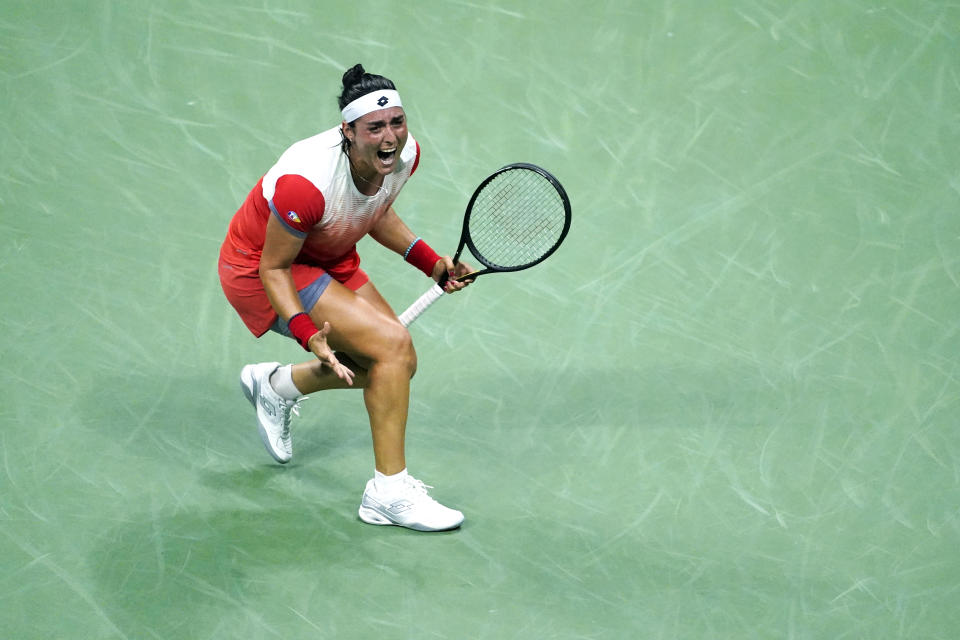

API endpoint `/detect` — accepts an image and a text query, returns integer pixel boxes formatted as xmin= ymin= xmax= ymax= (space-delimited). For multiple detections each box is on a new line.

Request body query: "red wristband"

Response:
xmin=404 ymin=238 xmax=442 ymax=277
xmin=287 ymin=313 xmax=319 ymax=351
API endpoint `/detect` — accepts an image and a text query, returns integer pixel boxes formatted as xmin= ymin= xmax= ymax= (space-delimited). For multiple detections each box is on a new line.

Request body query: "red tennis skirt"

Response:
xmin=218 ymin=243 xmax=368 ymax=337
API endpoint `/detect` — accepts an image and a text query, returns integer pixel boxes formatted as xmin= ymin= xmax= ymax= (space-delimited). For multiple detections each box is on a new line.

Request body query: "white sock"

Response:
xmin=374 ymin=468 xmax=408 ymax=494
xmin=269 ymin=365 xmax=303 ymax=401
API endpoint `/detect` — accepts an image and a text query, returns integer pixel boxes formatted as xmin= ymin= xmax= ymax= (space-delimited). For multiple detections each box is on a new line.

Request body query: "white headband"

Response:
xmin=341 ymin=89 xmax=403 ymax=123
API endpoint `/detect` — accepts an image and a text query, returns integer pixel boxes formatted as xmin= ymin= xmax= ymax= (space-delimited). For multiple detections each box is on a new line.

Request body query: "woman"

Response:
xmin=218 ymin=64 xmax=472 ymax=532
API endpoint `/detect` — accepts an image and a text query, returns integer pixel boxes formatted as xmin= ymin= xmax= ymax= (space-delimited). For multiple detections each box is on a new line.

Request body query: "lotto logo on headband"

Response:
xmin=377 ymin=95 xmax=389 ymax=107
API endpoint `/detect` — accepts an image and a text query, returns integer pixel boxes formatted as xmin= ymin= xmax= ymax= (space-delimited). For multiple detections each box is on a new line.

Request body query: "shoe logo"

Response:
xmin=388 ymin=499 xmax=414 ymax=514
xmin=258 ymin=396 xmax=276 ymax=417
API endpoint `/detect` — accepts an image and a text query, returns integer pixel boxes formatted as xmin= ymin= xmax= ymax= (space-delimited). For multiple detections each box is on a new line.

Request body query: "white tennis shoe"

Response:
xmin=240 ymin=362 xmax=302 ymax=464
xmin=358 ymin=475 xmax=464 ymax=532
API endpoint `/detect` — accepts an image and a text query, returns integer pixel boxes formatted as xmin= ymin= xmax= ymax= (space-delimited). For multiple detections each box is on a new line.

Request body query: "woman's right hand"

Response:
xmin=307 ymin=321 xmax=355 ymax=385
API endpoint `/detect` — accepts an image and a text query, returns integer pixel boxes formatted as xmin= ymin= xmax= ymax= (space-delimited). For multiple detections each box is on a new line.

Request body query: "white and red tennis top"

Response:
xmin=221 ymin=125 xmax=420 ymax=278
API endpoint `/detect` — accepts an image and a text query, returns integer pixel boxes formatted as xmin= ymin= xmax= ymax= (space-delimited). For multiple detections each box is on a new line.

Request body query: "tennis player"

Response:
xmin=218 ymin=64 xmax=472 ymax=532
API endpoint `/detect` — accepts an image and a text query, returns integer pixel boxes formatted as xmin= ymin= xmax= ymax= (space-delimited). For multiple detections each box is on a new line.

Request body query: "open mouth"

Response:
xmin=377 ymin=148 xmax=397 ymax=164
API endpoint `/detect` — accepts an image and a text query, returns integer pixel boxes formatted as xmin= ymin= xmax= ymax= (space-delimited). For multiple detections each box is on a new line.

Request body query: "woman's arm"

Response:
xmin=370 ymin=205 xmax=472 ymax=290
xmin=260 ymin=213 xmax=311 ymax=322
xmin=368 ymin=204 xmax=418 ymax=255
xmin=260 ymin=214 xmax=353 ymax=383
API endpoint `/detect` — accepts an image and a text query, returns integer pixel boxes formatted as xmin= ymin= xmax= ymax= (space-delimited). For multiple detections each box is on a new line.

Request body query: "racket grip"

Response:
xmin=398 ymin=283 xmax=445 ymax=328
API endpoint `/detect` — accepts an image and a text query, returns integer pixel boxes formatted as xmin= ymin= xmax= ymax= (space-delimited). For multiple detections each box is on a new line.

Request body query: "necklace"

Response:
xmin=348 ymin=157 xmax=383 ymax=195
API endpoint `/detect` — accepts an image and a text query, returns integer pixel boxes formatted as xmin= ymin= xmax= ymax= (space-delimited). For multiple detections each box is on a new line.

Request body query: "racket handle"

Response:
xmin=398 ymin=283 xmax=445 ymax=328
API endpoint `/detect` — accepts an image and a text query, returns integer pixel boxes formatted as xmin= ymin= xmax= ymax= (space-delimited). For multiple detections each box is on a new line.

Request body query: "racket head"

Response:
xmin=455 ymin=163 xmax=572 ymax=276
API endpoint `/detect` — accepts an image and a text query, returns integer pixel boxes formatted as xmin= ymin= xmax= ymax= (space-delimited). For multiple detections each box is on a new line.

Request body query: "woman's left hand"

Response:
xmin=433 ymin=257 xmax=474 ymax=293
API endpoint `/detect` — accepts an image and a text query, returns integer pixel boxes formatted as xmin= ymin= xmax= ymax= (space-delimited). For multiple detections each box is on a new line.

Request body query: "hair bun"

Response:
xmin=342 ymin=64 xmax=366 ymax=88
xmin=337 ymin=64 xmax=396 ymax=113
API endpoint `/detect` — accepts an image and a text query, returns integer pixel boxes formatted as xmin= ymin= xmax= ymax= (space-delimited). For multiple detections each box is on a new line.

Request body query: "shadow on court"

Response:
xmin=58 ymin=358 xmax=957 ymax=638
xmin=88 ymin=504 xmax=356 ymax=637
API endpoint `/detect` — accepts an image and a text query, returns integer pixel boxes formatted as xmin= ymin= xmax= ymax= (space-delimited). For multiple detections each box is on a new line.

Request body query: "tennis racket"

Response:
xmin=398 ymin=162 xmax=572 ymax=327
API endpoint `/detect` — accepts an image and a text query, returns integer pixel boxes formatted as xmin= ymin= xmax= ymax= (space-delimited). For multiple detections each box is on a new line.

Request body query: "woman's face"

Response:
xmin=343 ymin=106 xmax=408 ymax=177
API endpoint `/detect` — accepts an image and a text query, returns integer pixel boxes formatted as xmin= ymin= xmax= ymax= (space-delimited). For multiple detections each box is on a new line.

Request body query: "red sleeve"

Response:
xmin=269 ymin=174 xmax=325 ymax=236
xmin=409 ymin=140 xmax=421 ymax=176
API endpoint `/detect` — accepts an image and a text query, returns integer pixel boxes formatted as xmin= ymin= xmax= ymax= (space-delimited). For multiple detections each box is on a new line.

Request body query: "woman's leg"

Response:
xmin=289 ymin=280 xmax=414 ymax=475
xmin=266 ymin=278 xmax=462 ymax=531
xmin=288 ymin=281 xmax=398 ymax=391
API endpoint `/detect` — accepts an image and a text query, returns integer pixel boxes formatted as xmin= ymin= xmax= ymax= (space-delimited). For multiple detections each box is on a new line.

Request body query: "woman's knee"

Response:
xmin=374 ymin=321 xmax=418 ymax=377
xmin=393 ymin=324 xmax=418 ymax=378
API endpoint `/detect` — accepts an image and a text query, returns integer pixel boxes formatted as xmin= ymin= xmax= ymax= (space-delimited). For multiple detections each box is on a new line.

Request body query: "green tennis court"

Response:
xmin=2 ymin=1 xmax=958 ymax=637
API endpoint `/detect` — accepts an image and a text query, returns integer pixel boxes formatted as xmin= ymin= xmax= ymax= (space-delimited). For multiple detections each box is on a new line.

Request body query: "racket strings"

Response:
xmin=468 ymin=169 xmax=567 ymax=269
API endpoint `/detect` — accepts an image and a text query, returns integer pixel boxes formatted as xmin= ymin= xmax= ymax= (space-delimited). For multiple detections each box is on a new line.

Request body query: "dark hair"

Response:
xmin=338 ymin=63 xmax=396 ymax=117
xmin=338 ymin=64 xmax=396 ymax=154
